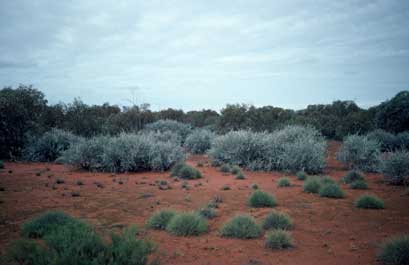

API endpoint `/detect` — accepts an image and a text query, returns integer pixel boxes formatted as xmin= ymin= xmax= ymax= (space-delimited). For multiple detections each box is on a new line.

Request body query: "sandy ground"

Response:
xmin=0 ymin=141 xmax=408 ymax=265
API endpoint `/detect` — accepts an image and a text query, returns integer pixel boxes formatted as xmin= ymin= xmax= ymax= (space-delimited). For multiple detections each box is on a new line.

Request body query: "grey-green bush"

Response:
xmin=367 ymin=129 xmax=399 ymax=152
xmin=342 ymin=170 xmax=365 ymax=184
xmin=319 ymin=183 xmax=344 ymax=198
xmin=147 ymin=209 xmax=177 ymax=230
xmin=337 ymin=134 xmax=381 ymax=172
xmin=171 ymin=162 xmax=202 ymax=179
xmin=184 ymin=129 xmax=215 ymax=154
xmin=381 ymin=150 xmax=409 ymax=185
xmin=231 ymin=165 xmax=242 ymax=175
xmin=349 ymin=180 xmax=368 ymax=189
xmin=277 ymin=177 xmax=291 ymax=187
xmin=296 ymin=170 xmax=307 ymax=180
xmin=265 ymin=230 xmax=293 ymax=250
xmin=235 ymin=171 xmax=246 ymax=179
xmin=220 ymin=164 xmax=231 ymax=173
xmin=378 ymin=235 xmax=409 ymax=265
xmin=208 ymin=126 xmax=326 ymax=174
xmin=355 ymin=194 xmax=384 ymax=209
xmin=145 ymin=119 xmax=192 ymax=142
xmin=248 ymin=190 xmax=276 ymax=208
xmin=219 ymin=215 xmax=261 ymax=239
xmin=166 ymin=213 xmax=208 ymax=236
xmin=197 ymin=207 xmax=217 ymax=219
xmin=303 ymin=176 xmax=321 ymax=193
xmin=262 ymin=211 xmax=293 ymax=230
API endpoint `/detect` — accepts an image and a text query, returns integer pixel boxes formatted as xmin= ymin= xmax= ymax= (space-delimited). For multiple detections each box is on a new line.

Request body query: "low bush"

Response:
xmin=166 ymin=213 xmax=208 ymax=236
xmin=378 ymin=235 xmax=409 ymax=265
xmin=320 ymin=176 xmax=336 ymax=185
xmin=367 ymin=129 xmax=399 ymax=152
xmin=235 ymin=171 xmax=246 ymax=180
xmin=342 ymin=170 xmax=365 ymax=184
xmin=277 ymin=177 xmax=291 ymax=187
xmin=265 ymin=230 xmax=293 ymax=250
xmin=251 ymin=183 xmax=259 ymax=190
xmin=184 ymin=129 xmax=215 ymax=154
xmin=337 ymin=134 xmax=381 ymax=172
xmin=262 ymin=211 xmax=293 ymax=230
xmin=248 ymin=191 xmax=276 ymax=208
xmin=171 ymin=163 xmax=202 ymax=179
xmin=220 ymin=164 xmax=232 ymax=173
xmin=319 ymin=183 xmax=345 ymax=198
xmin=355 ymin=194 xmax=384 ymax=209
xmin=231 ymin=165 xmax=242 ymax=175
xmin=296 ymin=170 xmax=307 ymax=180
xmin=147 ymin=209 xmax=177 ymax=230
xmin=303 ymin=176 xmax=321 ymax=194
xmin=23 ymin=128 xmax=81 ymax=162
xmin=197 ymin=207 xmax=217 ymax=219
xmin=5 ymin=239 xmax=50 ymax=265
xmin=219 ymin=215 xmax=261 ymax=239
xmin=145 ymin=119 xmax=192 ymax=142
xmin=349 ymin=180 xmax=368 ymax=189
xmin=381 ymin=150 xmax=409 ymax=185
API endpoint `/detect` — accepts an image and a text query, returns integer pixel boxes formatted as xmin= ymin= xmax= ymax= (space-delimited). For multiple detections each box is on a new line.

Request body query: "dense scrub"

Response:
xmin=208 ymin=126 xmax=326 ymax=174
xmin=145 ymin=119 xmax=192 ymax=142
xmin=378 ymin=235 xmax=409 ymax=265
xmin=381 ymin=150 xmax=409 ymax=185
xmin=184 ymin=129 xmax=215 ymax=154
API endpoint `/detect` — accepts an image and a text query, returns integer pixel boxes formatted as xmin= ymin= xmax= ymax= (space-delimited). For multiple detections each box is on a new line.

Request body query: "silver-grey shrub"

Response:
xmin=24 ymin=128 xmax=82 ymax=162
xmin=59 ymin=132 xmax=185 ymax=172
xmin=381 ymin=150 xmax=409 ymax=185
xmin=144 ymin=119 xmax=192 ymax=142
xmin=208 ymin=125 xmax=326 ymax=174
xmin=337 ymin=134 xmax=381 ymax=172
xmin=184 ymin=129 xmax=216 ymax=154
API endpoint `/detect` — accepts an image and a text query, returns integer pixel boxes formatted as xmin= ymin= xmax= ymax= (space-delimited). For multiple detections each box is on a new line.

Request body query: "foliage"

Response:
xmin=5 ymin=239 xmax=50 ymax=265
xmin=367 ymin=129 xmax=400 ymax=152
xmin=248 ymin=191 xmax=276 ymax=208
xmin=342 ymin=170 xmax=365 ymax=184
xmin=277 ymin=177 xmax=291 ymax=187
xmin=166 ymin=213 xmax=208 ymax=236
xmin=349 ymin=180 xmax=368 ymax=189
xmin=262 ymin=211 xmax=293 ymax=230
xmin=219 ymin=215 xmax=262 ymax=239
xmin=231 ymin=165 xmax=242 ymax=175
xmin=145 ymin=119 xmax=192 ymax=142
xmin=265 ymin=230 xmax=293 ymax=250
xmin=303 ymin=176 xmax=322 ymax=193
xmin=0 ymin=160 xmax=4 ymax=169
xmin=296 ymin=170 xmax=307 ymax=180
xmin=219 ymin=164 xmax=232 ymax=173
xmin=197 ymin=207 xmax=217 ymax=219
xmin=337 ymin=134 xmax=381 ymax=171
xmin=235 ymin=171 xmax=246 ymax=179
xmin=170 ymin=163 xmax=202 ymax=179
xmin=375 ymin=91 xmax=409 ymax=133
xmin=146 ymin=210 xmax=177 ymax=230
xmin=184 ymin=129 xmax=215 ymax=154
xmin=378 ymin=235 xmax=409 ymax=265
xmin=381 ymin=150 xmax=409 ymax=185
xmin=319 ymin=183 xmax=345 ymax=198
xmin=355 ymin=194 xmax=384 ymax=209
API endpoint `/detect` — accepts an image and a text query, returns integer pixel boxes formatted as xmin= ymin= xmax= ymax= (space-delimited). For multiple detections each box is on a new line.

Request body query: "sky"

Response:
xmin=0 ymin=0 xmax=408 ymax=111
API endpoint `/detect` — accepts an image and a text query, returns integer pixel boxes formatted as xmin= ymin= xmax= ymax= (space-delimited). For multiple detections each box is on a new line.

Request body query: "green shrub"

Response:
xmin=378 ymin=235 xmax=409 ymax=265
xmin=171 ymin=163 xmax=202 ymax=180
xmin=265 ymin=230 xmax=293 ymax=250
xmin=320 ymin=176 xmax=336 ymax=185
xmin=6 ymin=239 xmax=51 ymax=265
xmin=0 ymin=160 xmax=4 ymax=169
xmin=219 ymin=215 xmax=261 ymax=239
xmin=319 ymin=183 xmax=345 ymax=198
xmin=231 ymin=165 xmax=241 ymax=175
xmin=277 ymin=177 xmax=291 ymax=187
xmin=166 ymin=213 xmax=208 ymax=236
xmin=296 ymin=170 xmax=307 ymax=180
xmin=184 ymin=129 xmax=215 ymax=154
xmin=303 ymin=176 xmax=321 ymax=193
xmin=355 ymin=195 xmax=384 ymax=209
xmin=342 ymin=170 xmax=365 ymax=184
xmin=381 ymin=150 xmax=409 ymax=185
xmin=262 ymin=211 xmax=293 ymax=230
xmin=251 ymin=183 xmax=259 ymax=190
xmin=235 ymin=171 xmax=246 ymax=180
xmin=248 ymin=191 xmax=276 ymax=208
xmin=21 ymin=211 xmax=79 ymax=238
xmin=147 ymin=210 xmax=177 ymax=230
xmin=197 ymin=207 xmax=217 ymax=219
xmin=349 ymin=180 xmax=368 ymax=189
xmin=220 ymin=164 xmax=231 ymax=173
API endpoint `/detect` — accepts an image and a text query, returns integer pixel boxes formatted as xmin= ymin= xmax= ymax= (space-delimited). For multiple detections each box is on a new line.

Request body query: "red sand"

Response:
xmin=0 ymin=141 xmax=408 ymax=265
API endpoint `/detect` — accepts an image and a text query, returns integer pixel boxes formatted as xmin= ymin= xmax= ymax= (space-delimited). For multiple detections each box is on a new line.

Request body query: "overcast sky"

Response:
xmin=0 ymin=1 xmax=408 ymax=111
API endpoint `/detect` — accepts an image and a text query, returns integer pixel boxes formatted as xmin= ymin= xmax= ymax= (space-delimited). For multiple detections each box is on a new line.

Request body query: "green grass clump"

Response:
xmin=355 ymin=194 xmax=384 ymax=209
xmin=343 ymin=170 xmax=365 ymax=184
xmin=251 ymin=183 xmax=259 ymax=189
xmin=277 ymin=177 xmax=291 ymax=187
xmin=231 ymin=165 xmax=241 ymax=175
xmin=319 ymin=183 xmax=345 ymax=198
xmin=265 ymin=230 xmax=293 ymax=250
xmin=197 ymin=207 xmax=217 ymax=219
xmin=220 ymin=164 xmax=232 ymax=173
xmin=378 ymin=235 xmax=409 ymax=265
xmin=248 ymin=190 xmax=276 ymax=208
xmin=171 ymin=163 xmax=202 ymax=180
xmin=235 ymin=171 xmax=246 ymax=179
xmin=21 ymin=211 xmax=79 ymax=238
xmin=303 ymin=176 xmax=321 ymax=193
xmin=166 ymin=213 xmax=208 ymax=236
xmin=219 ymin=215 xmax=261 ymax=239
xmin=349 ymin=179 xmax=368 ymax=189
xmin=262 ymin=211 xmax=293 ymax=230
xmin=147 ymin=209 xmax=177 ymax=230
xmin=296 ymin=170 xmax=307 ymax=180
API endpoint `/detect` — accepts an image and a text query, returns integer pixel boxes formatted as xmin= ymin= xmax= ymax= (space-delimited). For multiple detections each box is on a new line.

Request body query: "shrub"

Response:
xmin=248 ymin=191 xmax=276 ymax=208
xmin=231 ymin=165 xmax=242 ymax=175
xmin=5 ymin=239 xmax=50 ymax=265
xmin=342 ymin=170 xmax=365 ymax=184
xmin=251 ymin=183 xmax=259 ymax=190
xmin=0 ymin=160 xmax=4 ymax=169
xmin=397 ymin=132 xmax=409 ymax=150
xmin=277 ymin=177 xmax=291 ymax=187
xmin=197 ymin=207 xmax=217 ymax=219
xmin=320 ymin=176 xmax=336 ymax=185
xmin=166 ymin=213 xmax=208 ymax=236
xmin=184 ymin=129 xmax=215 ymax=154
xmin=319 ymin=183 xmax=345 ymax=198
xmin=21 ymin=211 xmax=79 ymax=238
xmin=355 ymin=194 xmax=384 ymax=209
xmin=303 ymin=176 xmax=321 ymax=193
xmin=381 ymin=150 xmax=409 ymax=185
xmin=296 ymin=170 xmax=307 ymax=180
xmin=262 ymin=211 xmax=293 ymax=230
xmin=23 ymin=128 xmax=82 ymax=162
xmin=235 ymin=171 xmax=246 ymax=180
xmin=171 ymin=163 xmax=202 ymax=179
xmin=220 ymin=164 xmax=232 ymax=173
xmin=378 ymin=235 xmax=409 ymax=265
xmin=147 ymin=209 xmax=177 ymax=230
xmin=337 ymin=134 xmax=381 ymax=172
xmin=145 ymin=119 xmax=192 ymax=142
xmin=208 ymin=126 xmax=326 ymax=174
xmin=349 ymin=180 xmax=368 ymax=189
xmin=265 ymin=230 xmax=293 ymax=250
xmin=219 ymin=215 xmax=261 ymax=239
xmin=367 ymin=129 xmax=399 ymax=152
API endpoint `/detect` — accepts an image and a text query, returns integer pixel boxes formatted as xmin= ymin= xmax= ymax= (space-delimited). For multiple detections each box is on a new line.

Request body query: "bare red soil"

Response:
xmin=0 ymin=141 xmax=408 ymax=265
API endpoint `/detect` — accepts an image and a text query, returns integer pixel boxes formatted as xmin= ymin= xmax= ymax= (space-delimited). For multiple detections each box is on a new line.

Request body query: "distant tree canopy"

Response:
xmin=0 ymin=84 xmax=408 ymax=159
